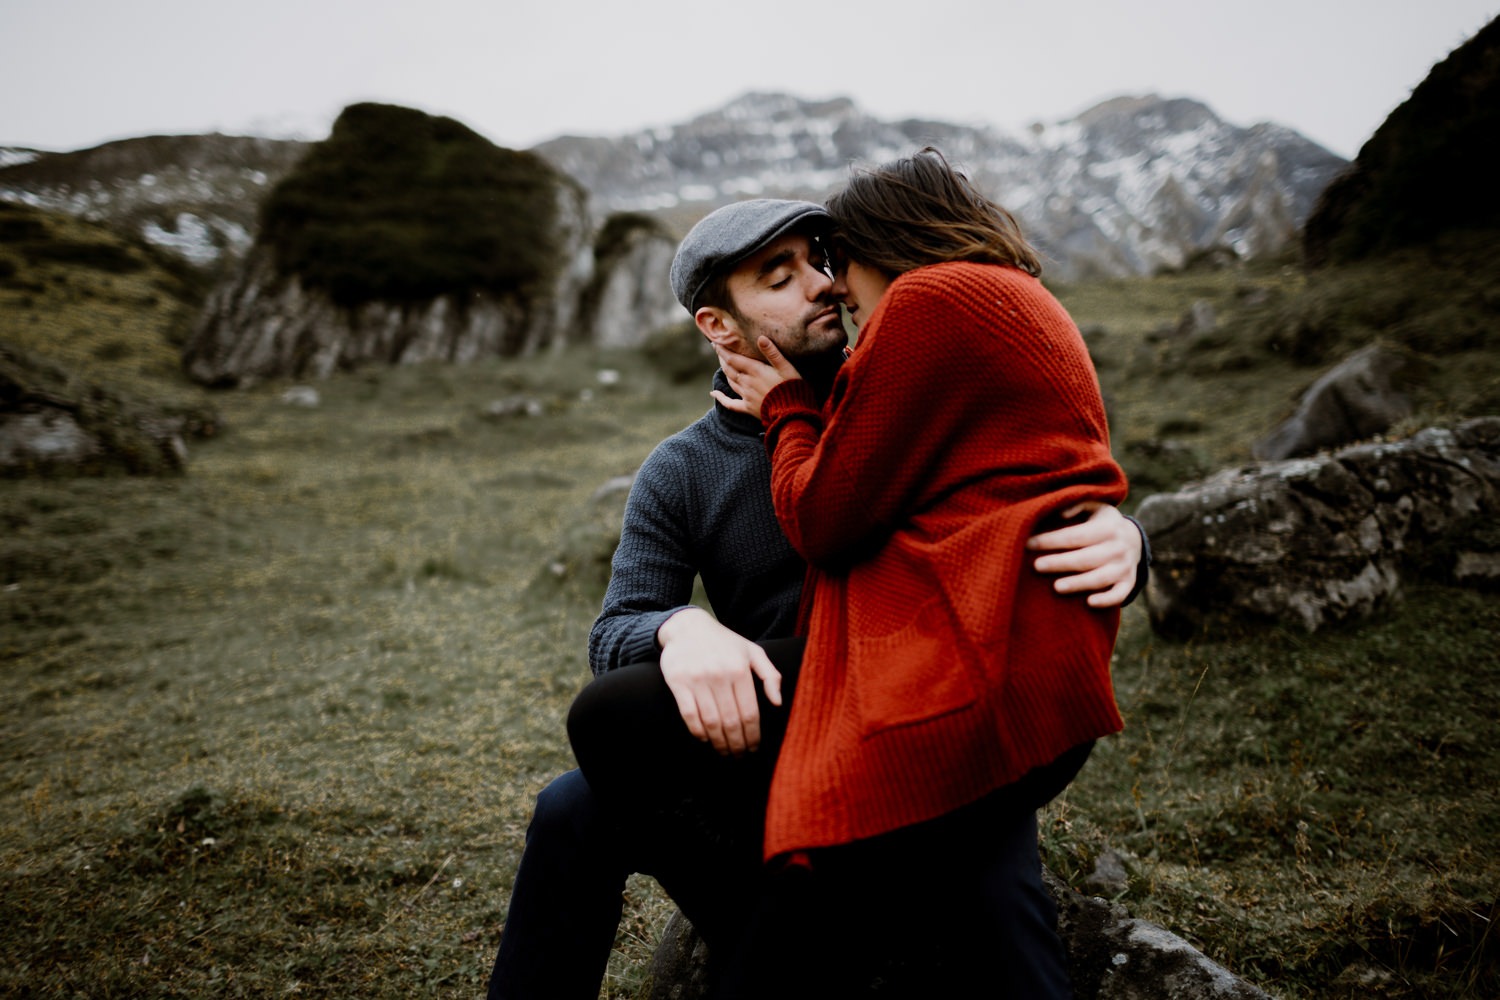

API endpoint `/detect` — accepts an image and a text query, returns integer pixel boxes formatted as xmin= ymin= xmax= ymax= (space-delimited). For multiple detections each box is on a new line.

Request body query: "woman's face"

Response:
xmin=832 ymin=259 xmax=891 ymax=330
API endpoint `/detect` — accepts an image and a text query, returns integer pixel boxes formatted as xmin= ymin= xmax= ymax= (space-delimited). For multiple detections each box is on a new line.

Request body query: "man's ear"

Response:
xmin=694 ymin=306 xmax=742 ymax=351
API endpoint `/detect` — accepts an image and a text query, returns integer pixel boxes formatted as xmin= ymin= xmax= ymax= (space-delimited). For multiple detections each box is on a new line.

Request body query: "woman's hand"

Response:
xmin=710 ymin=337 xmax=801 ymax=421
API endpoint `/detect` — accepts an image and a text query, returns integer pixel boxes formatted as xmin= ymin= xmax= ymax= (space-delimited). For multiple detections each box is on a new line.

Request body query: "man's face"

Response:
xmin=720 ymin=232 xmax=846 ymax=362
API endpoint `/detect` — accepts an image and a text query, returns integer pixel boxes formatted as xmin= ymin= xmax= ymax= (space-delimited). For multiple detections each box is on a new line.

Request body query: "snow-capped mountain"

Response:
xmin=535 ymin=92 xmax=1348 ymax=279
xmin=1 ymin=92 xmax=1346 ymax=281
xmin=0 ymin=135 xmax=309 ymax=267
xmin=0 ymin=148 xmax=42 ymax=169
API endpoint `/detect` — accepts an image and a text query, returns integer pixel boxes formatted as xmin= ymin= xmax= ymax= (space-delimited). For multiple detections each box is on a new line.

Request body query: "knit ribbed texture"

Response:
xmin=588 ymin=370 xmax=807 ymax=676
xmin=760 ymin=261 xmax=1129 ymax=860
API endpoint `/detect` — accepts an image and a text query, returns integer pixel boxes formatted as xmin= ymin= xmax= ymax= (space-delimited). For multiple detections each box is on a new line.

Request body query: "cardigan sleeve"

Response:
xmin=761 ymin=274 xmax=994 ymax=565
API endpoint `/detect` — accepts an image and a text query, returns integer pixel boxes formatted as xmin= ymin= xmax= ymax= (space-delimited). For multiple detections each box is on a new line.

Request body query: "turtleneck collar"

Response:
xmin=710 ymin=349 xmax=844 ymax=434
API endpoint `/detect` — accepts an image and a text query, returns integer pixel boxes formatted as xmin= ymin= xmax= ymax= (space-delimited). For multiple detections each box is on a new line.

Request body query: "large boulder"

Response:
xmin=1137 ymin=417 xmax=1500 ymax=635
xmin=1251 ymin=344 xmax=1419 ymax=461
xmin=182 ymin=104 xmax=592 ymax=387
xmin=576 ymin=213 xmax=683 ymax=348
xmin=641 ymin=870 xmax=1273 ymax=999
xmin=182 ymin=243 xmax=584 ymax=386
xmin=1044 ymin=869 xmax=1273 ymax=1000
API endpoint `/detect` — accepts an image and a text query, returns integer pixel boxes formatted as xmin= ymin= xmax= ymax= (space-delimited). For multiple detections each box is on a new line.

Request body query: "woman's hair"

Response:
xmin=826 ymin=146 xmax=1041 ymax=278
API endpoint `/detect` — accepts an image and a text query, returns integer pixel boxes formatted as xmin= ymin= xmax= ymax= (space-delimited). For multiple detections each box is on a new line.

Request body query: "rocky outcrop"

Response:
xmin=181 ymin=241 xmax=573 ymax=386
xmin=180 ymin=182 xmax=686 ymax=385
xmin=1304 ymin=15 xmax=1499 ymax=265
xmin=179 ymin=104 xmax=697 ymax=386
xmin=0 ymin=343 xmax=209 ymax=476
xmin=1044 ymin=869 xmax=1274 ymax=1000
xmin=576 ymin=214 xmax=683 ymax=348
xmin=1136 ymin=417 xmax=1500 ymax=635
xmin=182 ymin=104 xmax=598 ymax=386
xmin=1252 ymin=344 xmax=1421 ymax=460
xmin=641 ymin=870 xmax=1273 ymax=998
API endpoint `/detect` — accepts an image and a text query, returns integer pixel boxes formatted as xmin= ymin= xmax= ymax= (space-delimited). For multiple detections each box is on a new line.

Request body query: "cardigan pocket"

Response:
xmin=848 ymin=592 xmax=978 ymax=739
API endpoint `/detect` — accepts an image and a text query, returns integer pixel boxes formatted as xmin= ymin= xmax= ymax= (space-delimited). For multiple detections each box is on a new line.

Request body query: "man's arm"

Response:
xmin=588 ymin=449 xmax=780 ymax=756
xmin=1026 ymin=502 xmax=1150 ymax=608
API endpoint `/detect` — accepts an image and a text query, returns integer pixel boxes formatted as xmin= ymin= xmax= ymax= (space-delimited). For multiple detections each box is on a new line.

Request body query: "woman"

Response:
xmin=712 ymin=147 xmax=1128 ymax=996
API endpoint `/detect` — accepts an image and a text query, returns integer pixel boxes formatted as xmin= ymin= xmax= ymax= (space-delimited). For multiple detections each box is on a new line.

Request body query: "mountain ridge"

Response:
xmin=532 ymin=91 xmax=1346 ymax=279
xmin=1 ymin=92 xmax=1346 ymax=280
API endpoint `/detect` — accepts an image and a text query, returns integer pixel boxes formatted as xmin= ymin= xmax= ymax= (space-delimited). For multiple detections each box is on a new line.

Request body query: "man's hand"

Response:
xmin=657 ymin=607 xmax=782 ymax=756
xmin=1027 ymin=502 xmax=1142 ymax=608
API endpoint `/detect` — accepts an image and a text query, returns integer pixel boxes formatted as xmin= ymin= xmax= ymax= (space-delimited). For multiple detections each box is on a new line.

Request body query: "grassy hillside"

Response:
xmin=1 ymin=227 xmax=1496 ymax=997
xmin=1055 ymin=233 xmax=1500 ymax=500
xmin=0 ymin=199 xmax=212 ymax=408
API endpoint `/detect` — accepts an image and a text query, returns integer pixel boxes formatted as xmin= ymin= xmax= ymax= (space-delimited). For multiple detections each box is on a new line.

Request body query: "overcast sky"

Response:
xmin=3 ymin=0 xmax=1496 ymax=160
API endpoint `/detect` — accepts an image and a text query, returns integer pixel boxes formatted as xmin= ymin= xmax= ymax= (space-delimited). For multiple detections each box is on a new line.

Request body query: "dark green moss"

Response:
xmin=591 ymin=212 xmax=669 ymax=265
xmin=21 ymin=238 xmax=144 ymax=274
xmin=258 ymin=103 xmax=566 ymax=308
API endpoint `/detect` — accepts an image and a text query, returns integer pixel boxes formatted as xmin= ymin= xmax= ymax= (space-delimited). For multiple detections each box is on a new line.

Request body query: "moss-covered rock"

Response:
xmin=257 ymin=103 xmax=568 ymax=307
xmin=0 ymin=342 xmax=215 ymax=476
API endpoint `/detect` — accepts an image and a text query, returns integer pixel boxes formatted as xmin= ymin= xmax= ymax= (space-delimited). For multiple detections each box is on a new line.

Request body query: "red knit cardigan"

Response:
xmin=759 ymin=261 xmax=1128 ymax=861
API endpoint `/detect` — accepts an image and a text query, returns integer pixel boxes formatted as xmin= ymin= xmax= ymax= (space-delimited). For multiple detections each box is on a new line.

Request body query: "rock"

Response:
xmin=641 ymin=869 xmax=1273 ymax=999
xmin=577 ymin=214 xmax=683 ymax=349
xmin=643 ymin=910 xmax=714 ymax=1000
xmin=281 ymin=386 xmax=320 ymax=408
xmin=1252 ymin=344 xmax=1420 ymax=460
xmin=1136 ymin=417 xmax=1500 ymax=634
xmin=0 ymin=409 xmax=101 ymax=468
xmin=1150 ymin=300 xmax=1217 ymax=344
xmin=1081 ymin=849 xmax=1131 ymax=897
xmin=0 ymin=343 xmax=195 ymax=476
xmin=183 ymin=212 xmax=590 ymax=388
xmin=482 ymin=396 xmax=545 ymax=421
xmin=1045 ymin=869 xmax=1274 ymax=1000
xmin=181 ymin=104 xmax=594 ymax=387
xmin=531 ymin=472 xmax=636 ymax=602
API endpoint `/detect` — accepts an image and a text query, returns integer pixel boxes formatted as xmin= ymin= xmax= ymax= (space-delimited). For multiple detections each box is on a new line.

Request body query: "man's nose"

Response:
xmin=828 ymin=269 xmax=847 ymax=299
xmin=805 ymin=261 xmax=834 ymax=298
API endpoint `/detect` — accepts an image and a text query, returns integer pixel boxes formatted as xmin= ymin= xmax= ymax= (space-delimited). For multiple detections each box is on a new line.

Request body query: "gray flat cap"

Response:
xmin=670 ymin=199 xmax=830 ymax=313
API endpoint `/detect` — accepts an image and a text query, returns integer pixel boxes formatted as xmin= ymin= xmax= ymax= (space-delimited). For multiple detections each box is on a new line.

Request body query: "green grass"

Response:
xmin=1046 ymin=588 xmax=1499 ymax=998
xmin=1054 ymin=236 xmax=1500 ymax=503
xmin=1 ymin=223 xmax=1496 ymax=997
xmin=0 ymin=200 xmax=212 ymax=409
xmin=0 ymin=351 xmax=707 ymax=998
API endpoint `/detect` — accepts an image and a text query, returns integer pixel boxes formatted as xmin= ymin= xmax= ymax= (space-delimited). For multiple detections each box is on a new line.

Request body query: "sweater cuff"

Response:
xmin=760 ymin=378 xmax=820 ymax=425
xmin=605 ymin=607 xmax=690 ymax=674
xmin=1123 ymin=514 xmax=1152 ymax=608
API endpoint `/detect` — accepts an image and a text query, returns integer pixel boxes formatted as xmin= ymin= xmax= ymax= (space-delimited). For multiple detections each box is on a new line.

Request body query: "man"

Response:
xmin=488 ymin=199 xmax=1146 ymax=999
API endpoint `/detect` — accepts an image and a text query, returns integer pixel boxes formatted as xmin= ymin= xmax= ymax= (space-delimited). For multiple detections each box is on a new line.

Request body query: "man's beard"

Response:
xmin=760 ymin=309 xmax=847 ymax=396
xmin=753 ymin=303 xmax=845 ymax=362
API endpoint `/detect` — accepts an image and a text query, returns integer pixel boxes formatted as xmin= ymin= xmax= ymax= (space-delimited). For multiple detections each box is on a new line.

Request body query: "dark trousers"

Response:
xmin=717 ymin=745 xmax=1089 ymax=999
xmin=489 ymin=636 xmax=1084 ymax=998
xmin=486 ymin=638 xmax=804 ymax=1000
